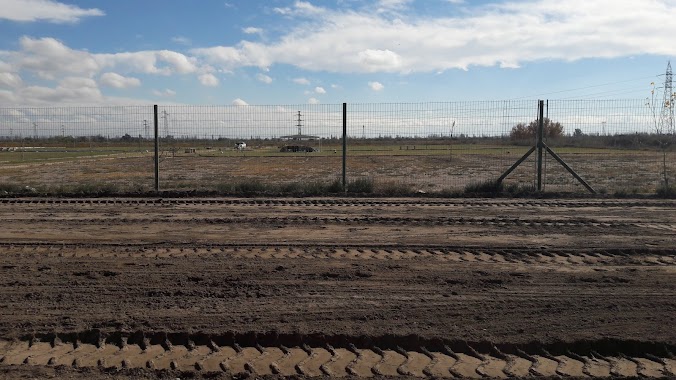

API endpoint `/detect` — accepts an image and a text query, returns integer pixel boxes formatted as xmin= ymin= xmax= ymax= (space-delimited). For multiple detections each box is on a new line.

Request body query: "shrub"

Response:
xmin=510 ymin=117 xmax=564 ymax=141
xmin=347 ymin=178 xmax=374 ymax=193
xmin=464 ymin=180 xmax=503 ymax=194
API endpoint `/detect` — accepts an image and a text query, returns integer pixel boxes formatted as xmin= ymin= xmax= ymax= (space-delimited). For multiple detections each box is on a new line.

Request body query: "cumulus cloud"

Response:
xmin=232 ymin=98 xmax=249 ymax=106
xmin=308 ymin=97 xmax=320 ymax=104
xmin=243 ymin=27 xmax=263 ymax=35
xmin=190 ymin=0 xmax=676 ymax=74
xmin=376 ymin=0 xmax=414 ymax=12
xmin=293 ymin=77 xmax=311 ymax=85
xmin=256 ymin=73 xmax=273 ymax=84
xmin=16 ymin=36 xmax=100 ymax=79
xmin=99 ymin=72 xmax=141 ymax=89
xmin=0 ymin=0 xmax=104 ymax=23
xmin=19 ymin=76 xmax=103 ymax=104
xmin=152 ymin=89 xmax=176 ymax=97
xmin=171 ymin=36 xmax=192 ymax=45
xmin=368 ymin=81 xmax=384 ymax=91
xmin=274 ymin=1 xmax=324 ymax=16
xmin=6 ymin=37 xmax=199 ymax=80
xmin=314 ymin=86 xmax=326 ymax=94
xmin=197 ymin=73 xmax=219 ymax=87
xmin=0 ymin=72 xmax=22 ymax=88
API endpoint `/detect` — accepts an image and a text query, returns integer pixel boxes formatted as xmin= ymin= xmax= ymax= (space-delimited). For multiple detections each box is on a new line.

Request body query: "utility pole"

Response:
xmin=660 ymin=61 xmax=675 ymax=134
xmin=162 ymin=111 xmax=170 ymax=137
xmin=296 ymin=111 xmax=303 ymax=136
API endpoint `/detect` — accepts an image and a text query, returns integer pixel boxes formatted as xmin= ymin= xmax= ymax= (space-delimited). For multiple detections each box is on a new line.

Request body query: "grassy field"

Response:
xmin=0 ymin=141 xmax=673 ymax=195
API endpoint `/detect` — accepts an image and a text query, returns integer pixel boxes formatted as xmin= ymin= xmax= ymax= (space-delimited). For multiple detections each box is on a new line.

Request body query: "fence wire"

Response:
xmin=0 ymin=106 xmax=154 ymax=193
xmin=0 ymin=100 xmax=673 ymax=195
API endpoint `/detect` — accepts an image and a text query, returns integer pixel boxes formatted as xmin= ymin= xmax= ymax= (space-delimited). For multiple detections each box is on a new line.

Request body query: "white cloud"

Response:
xmin=256 ymin=73 xmax=273 ymax=84
xmin=232 ymin=98 xmax=249 ymax=106
xmin=96 ymin=49 xmax=198 ymax=76
xmin=198 ymin=73 xmax=220 ymax=87
xmin=152 ymin=89 xmax=176 ymax=97
xmin=6 ymin=37 xmax=199 ymax=80
xmin=368 ymin=81 xmax=384 ymax=91
xmin=314 ymin=86 xmax=326 ymax=94
xmin=293 ymin=77 xmax=311 ymax=85
xmin=171 ymin=36 xmax=192 ymax=45
xmin=358 ymin=49 xmax=403 ymax=72
xmin=0 ymin=72 xmax=22 ymax=88
xmin=331 ymin=84 xmax=341 ymax=89
xmin=16 ymin=36 xmax=100 ymax=79
xmin=274 ymin=1 xmax=324 ymax=16
xmin=377 ymin=0 xmax=414 ymax=12
xmin=446 ymin=0 xmax=464 ymax=4
xmin=0 ymin=0 xmax=104 ymax=23
xmin=191 ymin=0 xmax=676 ymax=74
xmin=243 ymin=27 xmax=263 ymax=35
xmin=19 ymin=76 xmax=103 ymax=104
xmin=308 ymin=97 xmax=320 ymax=104
xmin=99 ymin=72 xmax=141 ymax=89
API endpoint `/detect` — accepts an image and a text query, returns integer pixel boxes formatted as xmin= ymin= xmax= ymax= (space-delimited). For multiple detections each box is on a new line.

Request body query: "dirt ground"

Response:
xmin=1 ymin=148 xmax=673 ymax=193
xmin=0 ymin=198 xmax=674 ymax=379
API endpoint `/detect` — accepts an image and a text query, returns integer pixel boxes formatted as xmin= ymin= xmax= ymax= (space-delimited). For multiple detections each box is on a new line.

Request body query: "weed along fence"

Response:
xmin=0 ymin=99 xmax=673 ymax=196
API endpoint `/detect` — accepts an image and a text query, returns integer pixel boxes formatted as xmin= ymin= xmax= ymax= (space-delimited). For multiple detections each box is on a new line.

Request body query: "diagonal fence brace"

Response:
xmin=544 ymin=144 xmax=596 ymax=194
xmin=497 ymin=146 xmax=536 ymax=185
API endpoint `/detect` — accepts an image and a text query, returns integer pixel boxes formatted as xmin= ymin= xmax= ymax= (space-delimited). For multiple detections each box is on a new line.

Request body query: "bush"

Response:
xmin=511 ymin=117 xmax=564 ymax=141
xmin=464 ymin=180 xmax=503 ymax=194
xmin=347 ymin=178 xmax=374 ymax=193
xmin=656 ymin=184 xmax=676 ymax=198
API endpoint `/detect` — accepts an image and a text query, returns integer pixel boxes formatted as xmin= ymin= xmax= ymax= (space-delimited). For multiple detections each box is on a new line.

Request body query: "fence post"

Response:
xmin=537 ymin=100 xmax=544 ymax=192
xmin=154 ymin=105 xmax=159 ymax=192
xmin=342 ymin=102 xmax=347 ymax=190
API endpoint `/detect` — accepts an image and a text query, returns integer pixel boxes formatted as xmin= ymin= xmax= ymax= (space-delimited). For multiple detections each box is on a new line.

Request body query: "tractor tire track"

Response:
xmin=0 ymin=243 xmax=672 ymax=266
xmin=7 ymin=335 xmax=672 ymax=378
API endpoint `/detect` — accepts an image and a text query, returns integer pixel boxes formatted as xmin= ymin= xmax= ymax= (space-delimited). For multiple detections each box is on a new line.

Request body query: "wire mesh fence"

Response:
xmin=0 ymin=106 xmax=154 ymax=193
xmin=544 ymin=99 xmax=675 ymax=194
xmin=0 ymin=100 xmax=673 ymax=195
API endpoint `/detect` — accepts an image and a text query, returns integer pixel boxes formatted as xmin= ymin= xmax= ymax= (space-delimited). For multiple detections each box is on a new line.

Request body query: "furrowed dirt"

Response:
xmin=0 ymin=198 xmax=674 ymax=379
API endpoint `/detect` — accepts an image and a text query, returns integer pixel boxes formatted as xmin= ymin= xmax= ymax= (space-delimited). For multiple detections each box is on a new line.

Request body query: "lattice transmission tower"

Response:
xmin=660 ymin=61 xmax=675 ymax=134
xmin=162 ymin=111 xmax=170 ymax=137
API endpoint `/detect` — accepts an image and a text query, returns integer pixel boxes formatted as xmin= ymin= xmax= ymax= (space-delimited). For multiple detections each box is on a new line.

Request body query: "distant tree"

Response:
xmin=510 ymin=118 xmax=564 ymax=140
xmin=573 ymin=128 xmax=584 ymax=138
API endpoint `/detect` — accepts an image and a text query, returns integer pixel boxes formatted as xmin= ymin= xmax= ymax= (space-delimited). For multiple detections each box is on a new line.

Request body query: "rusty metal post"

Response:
xmin=154 ymin=105 xmax=159 ymax=192
xmin=537 ymin=100 xmax=544 ymax=192
xmin=342 ymin=103 xmax=347 ymax=190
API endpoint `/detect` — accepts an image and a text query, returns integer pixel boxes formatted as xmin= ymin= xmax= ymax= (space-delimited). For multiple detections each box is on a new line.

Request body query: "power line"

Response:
xmin=508 ymin=75 xmax=659 ymax=100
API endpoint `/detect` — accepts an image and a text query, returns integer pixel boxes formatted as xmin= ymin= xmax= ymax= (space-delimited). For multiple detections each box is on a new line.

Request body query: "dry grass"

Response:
xmin=0 ymin=144 xmax=673 ymax=195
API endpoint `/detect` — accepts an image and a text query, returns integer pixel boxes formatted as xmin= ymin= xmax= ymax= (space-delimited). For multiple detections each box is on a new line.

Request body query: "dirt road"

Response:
xmin=0 ymin=198 xmax=674 ymax=379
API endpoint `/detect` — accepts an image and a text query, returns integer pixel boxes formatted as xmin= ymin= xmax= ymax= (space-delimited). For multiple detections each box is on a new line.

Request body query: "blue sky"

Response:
xmin=0 ymin=0 xmax=674 ymax=106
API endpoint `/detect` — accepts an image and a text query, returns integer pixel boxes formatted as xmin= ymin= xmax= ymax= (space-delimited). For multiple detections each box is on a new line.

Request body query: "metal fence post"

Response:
xmin=342 ymin=102 xmax=347 ymax=190
xmin=537 ymin=100 xmax=544 ymax=192
xmin=154 ymin=105 xmax=159 ymax=192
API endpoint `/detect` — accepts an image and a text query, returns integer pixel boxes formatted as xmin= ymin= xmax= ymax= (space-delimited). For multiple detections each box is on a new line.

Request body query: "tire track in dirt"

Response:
xmin=1 ymin=333 xmax=674 ymax=378
xmin=0 ymin=243 xmax=673 ymax=266
xmin=2 ymin=197 xmax=676 ymax=209
xmin=0 ymin=215 xmax=647 ymax=229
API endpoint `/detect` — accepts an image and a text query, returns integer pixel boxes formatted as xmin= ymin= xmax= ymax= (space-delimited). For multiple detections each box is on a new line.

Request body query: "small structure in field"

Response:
xmin=279 ymin=111 xmax=319 ymax=152
xmin=280 ymin=145 xmax=316 ymax=153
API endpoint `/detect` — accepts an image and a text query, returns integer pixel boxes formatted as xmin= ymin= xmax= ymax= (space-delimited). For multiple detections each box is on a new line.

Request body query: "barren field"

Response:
xmin=0 ymin=198 xmax=675 ymax=379
xmin=1 ymin=144 xmax=673 ymax=193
